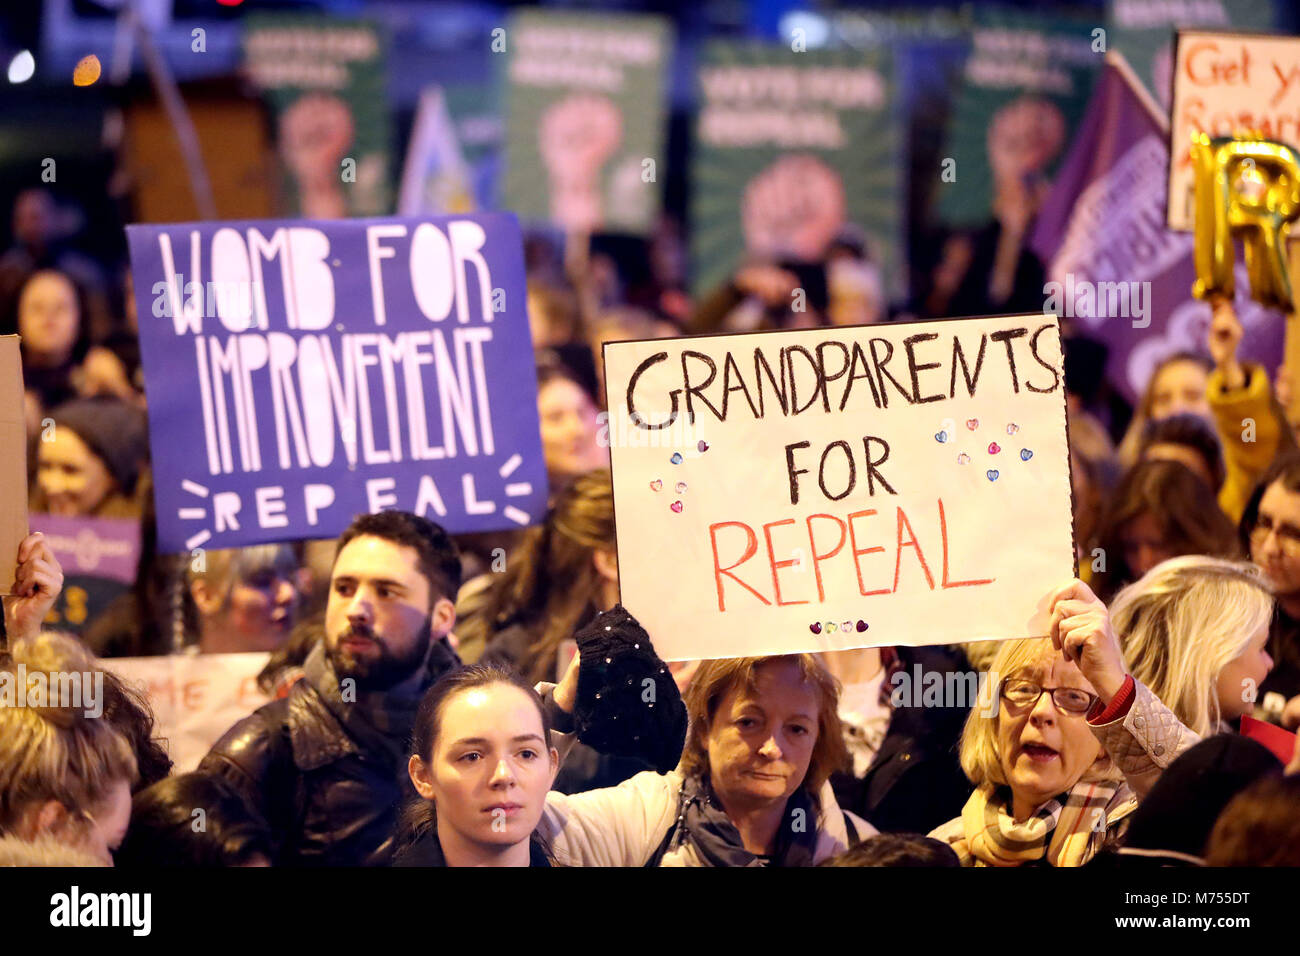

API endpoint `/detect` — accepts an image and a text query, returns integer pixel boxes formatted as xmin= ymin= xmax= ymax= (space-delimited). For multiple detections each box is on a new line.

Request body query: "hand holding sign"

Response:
xmin=4 ymin=532 xmax=64 ymax=645
xmin=1046 ymin=578 xmax=1129 ymax=706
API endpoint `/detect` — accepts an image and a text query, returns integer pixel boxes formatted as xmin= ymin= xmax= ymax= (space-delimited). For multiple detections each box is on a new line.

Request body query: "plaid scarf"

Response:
xmin=951 ymin=780 xmax=1120 ymax=867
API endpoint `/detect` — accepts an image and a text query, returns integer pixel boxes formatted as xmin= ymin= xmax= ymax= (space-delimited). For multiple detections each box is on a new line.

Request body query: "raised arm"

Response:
xmin=1047 ymin=579 xmax=1198 ymax=800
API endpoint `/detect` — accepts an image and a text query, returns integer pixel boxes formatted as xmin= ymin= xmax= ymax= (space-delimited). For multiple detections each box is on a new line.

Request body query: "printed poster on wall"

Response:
xmin=501 ymin=10 xmax=671 ymax=236
xmin=603 ymin=314 xmax=1075 ymax=661
xmin=690 ymin=42 xmax=904 ymax=299
xmin=126 ymin=213 xmax=548 ymax=554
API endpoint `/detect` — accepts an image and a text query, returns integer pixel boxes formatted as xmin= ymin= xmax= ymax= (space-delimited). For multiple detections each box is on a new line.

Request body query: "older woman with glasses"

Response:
xmin=929 ymin=579 xmax=1197 ymax=866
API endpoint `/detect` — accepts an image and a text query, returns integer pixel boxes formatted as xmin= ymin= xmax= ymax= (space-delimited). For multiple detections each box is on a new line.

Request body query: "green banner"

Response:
xmin=690 ymin=42 xmax=903 ymax=299
xmin=937 ymin=8 xmax=1100 ymax=228
xmin=501 ymin=10 xmax=671 ymax=236
xmin=1106 ymin=0 xmax=1279 ymax=109
xmin=242 ymin=14 xmax=392 ymax=217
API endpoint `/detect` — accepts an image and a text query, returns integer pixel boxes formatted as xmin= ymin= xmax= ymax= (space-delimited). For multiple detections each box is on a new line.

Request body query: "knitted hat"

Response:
xmin=1120 ymin=735 xmax=1282 ymax=859
xmin=571 ymin=605 xmax=686 ymax=773
xmin=50 ymin=396 xmax=149 ymax=494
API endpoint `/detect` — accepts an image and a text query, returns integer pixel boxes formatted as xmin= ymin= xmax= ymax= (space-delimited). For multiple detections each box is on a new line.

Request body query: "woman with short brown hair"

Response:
xmin=538 ymin=639 xmax=871 ymax=866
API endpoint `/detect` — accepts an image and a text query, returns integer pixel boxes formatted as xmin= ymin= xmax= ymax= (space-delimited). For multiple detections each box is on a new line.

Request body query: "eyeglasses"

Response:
xmin=1249 ymin=515 xmax=1300 ymax=554
xmin=999 ymin=678 xmax=1098 ymax=715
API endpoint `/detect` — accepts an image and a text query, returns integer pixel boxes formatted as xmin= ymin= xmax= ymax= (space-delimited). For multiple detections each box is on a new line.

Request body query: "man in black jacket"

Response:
xmin=199 ymin=511 xmax=462 ymax=866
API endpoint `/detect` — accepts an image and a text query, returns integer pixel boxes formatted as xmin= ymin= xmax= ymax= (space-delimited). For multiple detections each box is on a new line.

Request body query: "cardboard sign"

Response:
xmin=28 ymin=514 xmax=140 ymax=638
xmin=106 ymin=653 xmax=272 ymax=772
xmin=1168 ymin=30 xmax=1300 ymax=230
xmin=125 ymin=214 xmax=548 ymax=554
xmin=0 ymin=336 xmax=27 ymax=597
xmin=603 ymin=315 xmax=1075 ymax=661
xmin=502 ymin=10 xmax=671 ymax=235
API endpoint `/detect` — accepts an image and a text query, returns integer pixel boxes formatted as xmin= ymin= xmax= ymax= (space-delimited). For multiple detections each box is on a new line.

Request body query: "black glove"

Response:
xmin=571 ymin=605 xmax=686 ymax=773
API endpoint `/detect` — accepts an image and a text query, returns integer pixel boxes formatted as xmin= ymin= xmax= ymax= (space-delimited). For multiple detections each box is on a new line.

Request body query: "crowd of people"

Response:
xmin=2 ymin=171 xmax=1300 ymax=868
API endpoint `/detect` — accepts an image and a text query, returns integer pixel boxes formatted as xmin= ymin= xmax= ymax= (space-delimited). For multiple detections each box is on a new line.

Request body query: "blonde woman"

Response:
xmin=0 ymin=632 xmax=137 ymax=865
xmin=929 ymin=579 xmax=1197 ymax=867
xmin=1111 ymin=556 xmax=1275 ymax=737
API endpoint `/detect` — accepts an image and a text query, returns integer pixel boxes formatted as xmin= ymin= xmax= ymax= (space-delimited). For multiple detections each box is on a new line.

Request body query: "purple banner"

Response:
xmin=28 ymin=514 xmax=141 ymax=637
xmin=125 ymin=214 xmax=548 ymax=554
xmin=29 ymin=514 xmax=141 ymax=584
xmin=1030 ymin=57 xmax=1285 ymax=404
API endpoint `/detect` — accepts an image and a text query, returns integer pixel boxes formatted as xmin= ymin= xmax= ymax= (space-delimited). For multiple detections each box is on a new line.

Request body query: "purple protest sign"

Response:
xmin=1030 ymin=54 xmax=1284 ymax=404
xmin=126 ymin=213 xmax=548 ymax=553
xmin=29 ymin=514 xmax=141 ymax=584
xmin=28 ymin=514 xmax=141 ymax=636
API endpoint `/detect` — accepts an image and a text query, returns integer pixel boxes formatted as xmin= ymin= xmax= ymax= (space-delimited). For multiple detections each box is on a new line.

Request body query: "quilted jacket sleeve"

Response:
xmin=1088 ymin=678 xmax=1199 ymax=801
xmin=536 ymin=770 xmax=683 ymax=867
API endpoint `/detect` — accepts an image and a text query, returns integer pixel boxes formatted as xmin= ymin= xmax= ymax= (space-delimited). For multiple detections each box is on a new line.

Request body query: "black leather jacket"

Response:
xmin=199 ymin=641 xmax=459 ymax=866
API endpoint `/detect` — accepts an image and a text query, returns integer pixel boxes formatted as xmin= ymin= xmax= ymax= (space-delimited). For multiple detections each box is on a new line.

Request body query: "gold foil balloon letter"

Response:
xmin=1191 ymin=133 xmax=1300 ymax=311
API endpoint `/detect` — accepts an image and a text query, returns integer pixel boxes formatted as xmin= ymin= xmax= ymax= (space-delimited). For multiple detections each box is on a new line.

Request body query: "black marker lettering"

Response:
xmin=869 ymin=338 xmax=913 ymax=406
xmin=681 ymin=350 xmax=723 ymax=422
xmin=989 ymin=327 xmax=1028 ymax=394
xmin=903 ymin=332 xmax=945 ymax=404
xmin=1026 ymin=324 xmax=1062 ymax=393
xmin=863 ymin=435 xmax=897 ymax=496
xmin=626 ymin=351 xmax=677 ymax=430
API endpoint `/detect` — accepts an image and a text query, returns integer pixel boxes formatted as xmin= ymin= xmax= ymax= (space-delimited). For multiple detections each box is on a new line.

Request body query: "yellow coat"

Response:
xmin=1208 ymin=363 xmax=1281 ymax=524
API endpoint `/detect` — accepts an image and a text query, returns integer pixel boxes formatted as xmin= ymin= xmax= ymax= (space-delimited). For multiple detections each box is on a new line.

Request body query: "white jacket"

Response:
xmin=537 ymin=768 xmax=875 ymax=867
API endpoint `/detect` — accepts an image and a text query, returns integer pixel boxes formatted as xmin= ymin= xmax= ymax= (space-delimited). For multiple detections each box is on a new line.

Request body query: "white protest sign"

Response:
xmin=105 ymin=653 xmax=272 ymax=772
xmin=1167 ymin=30 xmax=1300 ymax=230
xmin=603 ymin=314 xmax=1074 ymax=661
